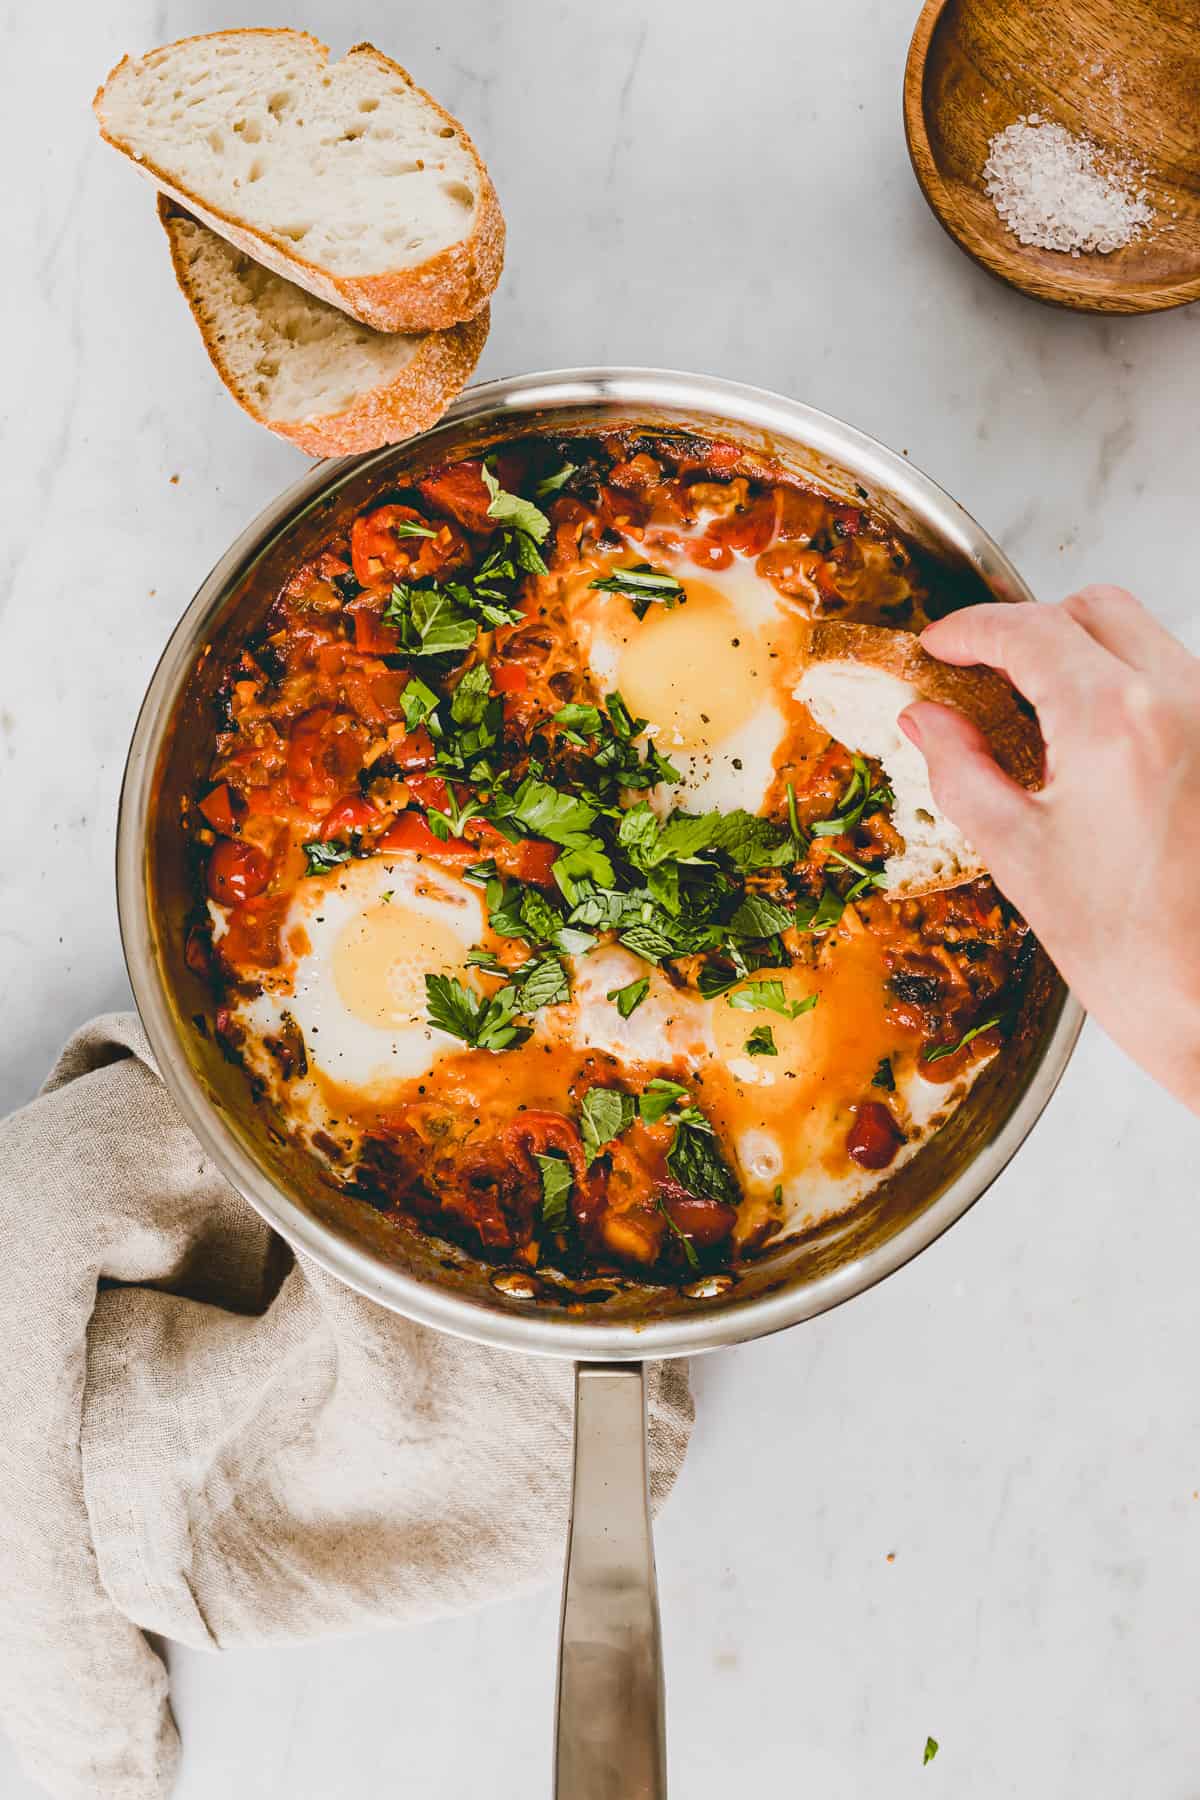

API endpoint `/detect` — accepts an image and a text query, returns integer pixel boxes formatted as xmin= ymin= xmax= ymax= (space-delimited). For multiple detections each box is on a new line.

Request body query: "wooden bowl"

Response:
xmin=903 ymin=0 xmax=1200 ymax=314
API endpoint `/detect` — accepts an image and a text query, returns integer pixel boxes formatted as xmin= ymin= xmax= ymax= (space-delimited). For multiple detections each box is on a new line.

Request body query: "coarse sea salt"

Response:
xmin=982 ymin=114 xmax=1153 ymax=256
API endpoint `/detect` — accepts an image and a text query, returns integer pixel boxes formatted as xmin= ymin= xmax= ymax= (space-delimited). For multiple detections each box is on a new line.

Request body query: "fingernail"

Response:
xmin=898 ymin=710 xmax=922 ymax=748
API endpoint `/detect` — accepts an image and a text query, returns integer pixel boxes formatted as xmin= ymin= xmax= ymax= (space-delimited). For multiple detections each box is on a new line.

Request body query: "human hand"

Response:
xmin=898 ymin=587 xmax=1200 ymax=1114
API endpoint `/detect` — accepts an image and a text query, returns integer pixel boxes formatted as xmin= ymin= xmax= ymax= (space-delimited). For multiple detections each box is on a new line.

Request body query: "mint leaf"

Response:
xmin=506 ymin=778 xmax=598 ymax=846
xmin=536 ymin=1151 xmax=572 ymax=1230
xmin=481 ymin=463 xmax=551 ymax=543
xmin=580 ymin=1086 xmax=636 ymax=1166
xmin=407 ymin=587 xmax=478 ymax=656
xmin=666 ymin=1114 xmax=740 ymax=1206
xmin=450 ymin=662 xmax=492 ymax=726
xmin=535 ymin=460 xmax=578 ymax=499
xmin=589 ymin=563 xmax=684 ymax=619
xmin=638 ymin=1077 xmax=688 ymax=1124
xmin=552 ymin=843 xmax=616 ymax=906
xmin=400 ymin=674 xmax=440 ymax=730
xmin=922 ymin=1016 xmax=1003 ymax=1064
xmin=709 ymin=810 xmax=794 ymax=871
xmin=728 ymin=893 xmax=795 ymax=938
xmin=726 ymin=981 xmax=818 ymax=1020
xmin=607 ymin=976 xmax=650 ymax=1019
xmin=744 ymin=1024 xmax=778 ymax=1056
xmin=515 ymin=954 xmax=570 ymax=1012
xmin=303 ymin=840 xmax=352 ymax=876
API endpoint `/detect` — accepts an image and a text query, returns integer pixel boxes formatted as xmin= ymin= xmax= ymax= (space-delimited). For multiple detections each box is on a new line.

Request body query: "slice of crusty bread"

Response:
xmin=794 ymin=620 xmax=1043 ymax=898
xmin=95 ymin=30 xmax=504 ymax=332
xmin=158 ymin=199 xmax=487 ymax=456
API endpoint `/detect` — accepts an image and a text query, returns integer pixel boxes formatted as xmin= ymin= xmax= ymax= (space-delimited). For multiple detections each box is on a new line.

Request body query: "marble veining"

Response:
xmin=3 ymin=0 xmax=1199 ymax=1795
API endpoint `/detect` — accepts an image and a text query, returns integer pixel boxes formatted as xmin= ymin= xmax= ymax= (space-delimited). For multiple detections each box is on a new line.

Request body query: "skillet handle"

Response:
xmin=555 ymin=1361 xmax=667 ymax=1799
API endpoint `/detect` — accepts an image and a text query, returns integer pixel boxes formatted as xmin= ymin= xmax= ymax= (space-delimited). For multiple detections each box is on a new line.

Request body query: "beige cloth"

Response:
xmin=0 ymin=1015 xmax=693 ymax=1800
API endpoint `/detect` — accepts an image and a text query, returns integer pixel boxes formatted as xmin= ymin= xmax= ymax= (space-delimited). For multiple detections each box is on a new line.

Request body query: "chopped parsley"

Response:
xmin=400 ymin=674 xmax=440 ymax=730
xmin=923 ymin=1737 xmax=938 ymax=1766
xmin=535 ymin=460 xmax=578 ymax=498
xmin=424 ymin=974 xmax=530 ymax=1052
xmin=638 ymin=1078 xmax=690 ymax=1125
xmin=665 ymin=1110 xmax=740 ymax=1207
xmin=744 ymin=1024 xmax=778 ymax=1056
xmin=871 ymin=1056 xmax=896 ymax=1090
xmin=391 ymin=517 xmax=437 ymax=540
xmin=810 ymin=753 xmax=893 ymax=838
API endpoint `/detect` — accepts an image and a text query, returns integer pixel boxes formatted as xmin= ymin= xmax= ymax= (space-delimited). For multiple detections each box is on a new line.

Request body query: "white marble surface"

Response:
xmin=4 ymin=0 xmax=1200 ymax=1794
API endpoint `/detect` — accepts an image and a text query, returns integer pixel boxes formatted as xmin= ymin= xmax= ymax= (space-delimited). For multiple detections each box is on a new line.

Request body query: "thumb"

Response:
xmin=899 ymin=702 xmax=1037 ymax=867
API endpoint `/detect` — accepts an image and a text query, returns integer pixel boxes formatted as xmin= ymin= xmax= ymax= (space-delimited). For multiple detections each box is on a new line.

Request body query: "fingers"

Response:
xmin=899 ymin=701 xmax=1038 ymax=870
xmin=919 ymin=601 xmax=1115 ymax=728
xmin=1061 ymin=584 xmax=1185 ymax=675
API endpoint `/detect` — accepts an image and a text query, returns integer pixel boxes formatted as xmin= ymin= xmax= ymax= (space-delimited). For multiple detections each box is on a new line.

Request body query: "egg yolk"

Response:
xmin=712 ymin=934 xmax=896 ymax=1118
xmin=333 ymin=903 xmax=471 ymax=1030
xmin=611 ymin=579 xmax=767 ymax=751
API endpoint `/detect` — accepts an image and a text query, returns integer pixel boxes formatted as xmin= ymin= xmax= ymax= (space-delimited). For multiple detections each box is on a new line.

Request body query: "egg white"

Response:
xmin=232 ymin=854 xmax=485 ymax=1097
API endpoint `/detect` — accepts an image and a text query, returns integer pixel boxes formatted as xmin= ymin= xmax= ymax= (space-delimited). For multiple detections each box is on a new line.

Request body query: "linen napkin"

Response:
xmin=0 ymin=1014 xmax=693 ymax=1800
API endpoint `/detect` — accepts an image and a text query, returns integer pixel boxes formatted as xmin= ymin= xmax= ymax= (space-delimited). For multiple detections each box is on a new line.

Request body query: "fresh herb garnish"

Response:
xmin=666 ymin=1110 xmax=740 ymax=1207
xmin=638 ymin=1078 xmax=690 ymax=1125
xmin=923 ymin=1737 xmax=938 ymax=1766
xmin=449 ymin=662 xmax=492 ymax=726
xmin=588 ymin=563 xmax=685 ymax=619
xmin=400 ymin=674 xmax=440 ymax=730
xmin=480 ymin=463 xmax=551 ymax=544
xmin=303 ymin=840 xmax=353 ymax=876
xmin=535 ymin=460 xmax=578 ymax=498
xmin=659 ymin=1199 xmax=700 ymax=1269
xmin=728 ymin=893 xmax=795 ymax=939
xmin=922 ymin=1016 xmax=1003 ymax=1063
xmin=513 ymin=954 xmax=570 ymax=1012
xmin=536 ymin=1151 xmax=572 ymax=1230
xmin=607 ymin=976 xmax=650 ymax=1019
xmin=726 ymin=981 xmax=817 ymax=1020
xmin=871 ymin=1057 xmax=896 ymax=1090
xmin=424 ymin=974 xmax=530 ymax=1052
xmin=580 ymin=1086 xmax=636 ymax=1165
xmin=744 ymin=1024 xmax=778 ymax=1056
xmin=391 ymin=518 xmax=437 ymax=540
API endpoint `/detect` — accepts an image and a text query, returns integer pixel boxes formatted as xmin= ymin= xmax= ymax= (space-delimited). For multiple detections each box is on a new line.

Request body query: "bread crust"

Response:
xmin=158 ymin=197 xmax=489 ymax=457
xmin=800 ymin=619 xmax=1045 ymax=791
xmin=95 ymin=30 xmax=505 ymax=333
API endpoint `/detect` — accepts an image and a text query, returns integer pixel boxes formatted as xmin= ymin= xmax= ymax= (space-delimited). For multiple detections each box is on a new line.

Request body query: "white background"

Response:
xmin=4 ymin=1 xmax=1200 ymax=1795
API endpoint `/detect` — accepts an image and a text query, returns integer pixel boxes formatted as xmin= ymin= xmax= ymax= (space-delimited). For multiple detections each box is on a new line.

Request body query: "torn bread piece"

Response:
xmin=159 ymin=200 xmax=488 ymax=456
xmin=795 ymin=619 xmax=1043 ymax=898
xmin=95 ymin=30 xmax=504 ymax=332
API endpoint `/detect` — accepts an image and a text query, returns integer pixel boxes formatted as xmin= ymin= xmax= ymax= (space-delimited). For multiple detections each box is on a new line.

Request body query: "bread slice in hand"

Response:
xmin=95 ymin=30 xmax=504 ymax=332
xmin=158 ymin=200 xmax=487 ymax=456
xmin=794 ymin=620 xmax=1043 ymax=898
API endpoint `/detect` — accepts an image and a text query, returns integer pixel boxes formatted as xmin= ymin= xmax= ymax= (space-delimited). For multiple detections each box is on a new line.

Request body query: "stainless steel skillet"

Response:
xmin=116 ymin=368 xmax=1082 ymax=1796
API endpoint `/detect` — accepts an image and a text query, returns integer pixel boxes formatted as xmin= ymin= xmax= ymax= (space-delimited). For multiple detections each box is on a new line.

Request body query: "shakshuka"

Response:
xmin=188 ymin=431 xmax=1032 ymax=1283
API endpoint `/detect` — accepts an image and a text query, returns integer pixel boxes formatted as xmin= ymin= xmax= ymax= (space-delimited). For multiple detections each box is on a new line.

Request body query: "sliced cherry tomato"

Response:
xmin=378 ymin=812 xmax=475 ymax=863
xmin=393 ymin=726 xmax=436 ymax=771
xmin=659 ymin=1185 xmax=738 ymax=1248
xmin=207 ymin=839 xmax=270 ymax=905
xmin=846 ymin=1101 xmax=904 ymax=1170
xmin=286 ymin=708 xmax=365 ymax=809
xmin=198 ymin=783 xmax=241 ymax=836
xmin=350 ymin=504 xmax=468 ymax=588
xmin=403 ymin=772 xmax=450 ymax=810
xmin=492 ymin=836 xmax=559 ymax=887
xmin=416 ymin=453 xmax=525 ymax=534
xmin=491 ymin=663 xmax=530 ymax=694
xmin=350 ymin=605 xmax=402 ymax=655
xmin=502 ymin=1111 xmax=589 ymax=1192
xmin=317 ymin=794 xmax=379 ymax=841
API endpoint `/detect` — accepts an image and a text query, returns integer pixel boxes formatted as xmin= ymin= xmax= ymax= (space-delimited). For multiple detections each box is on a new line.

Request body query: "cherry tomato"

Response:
xmin=207 ymin=839 xmax=270 ymax=905
xmin=659 ymin=1186 xmax=738 ymax=1248
xmin=198 ymin=783 xmax=241 ymax=837
xmin=502 ymin=1111 xmax=588 ymax=1191
xmin=491 ymin=663 xmax=529 ymax=694
xmin=688 ymin=537 xmax=733 ymax=572
xmin=317 ymin=794 xmax=379 ymax=841
xmin=403 ymin=772 xmax=450 ymax=811
xmin=350 ymin=605 xmax=401 ymax=655
xmin=393 ymin=726 xmax=436 ymax=771
xmin=378 ymin=812 xmax=476 ymax=863
xmin=417 ymin=454 xmax=525 ymax=534
xmin=846 ymin=1101 xmax=904 ymax=1170
xmin=286 ymin=708 xmax=364 ymax=808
